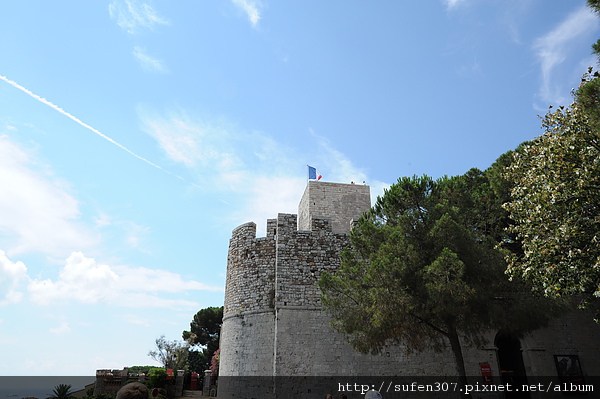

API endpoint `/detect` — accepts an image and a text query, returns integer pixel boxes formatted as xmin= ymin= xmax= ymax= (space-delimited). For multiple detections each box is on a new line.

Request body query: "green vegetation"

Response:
xmin=319 ymin=171 xmax=562 ymax=386
xmin=142 ymin=306 xmax=222 ymax=381
xmin=146 ymin=368 xmax=168 ymax=389
xmin=182 ymin=306 xmax=223 ymax=372
xmin=148 ymin=335 xmax=189 ymax=371
xmin=588 ymin=0 xmax=600 ymax=61
xmin=126 ymin=365 xmax=164 ymax=375
xmin=504 ymin=70 xmax=600 ymax=319
xmin=47 ymin=384 xmax=74 ymax=399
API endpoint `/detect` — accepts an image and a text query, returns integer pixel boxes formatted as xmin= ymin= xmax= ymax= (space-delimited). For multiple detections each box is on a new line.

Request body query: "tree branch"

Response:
xmin=408 ymin=312 xmax=449 ymax=337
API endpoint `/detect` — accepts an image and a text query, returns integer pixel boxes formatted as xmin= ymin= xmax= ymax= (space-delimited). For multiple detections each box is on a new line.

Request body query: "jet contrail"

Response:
xmin=0 ymin=74 xmax=196 ymax=186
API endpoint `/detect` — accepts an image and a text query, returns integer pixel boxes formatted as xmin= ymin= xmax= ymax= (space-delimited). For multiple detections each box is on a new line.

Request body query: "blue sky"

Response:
xmin=0 ymin=0 xmax=598 ymax=376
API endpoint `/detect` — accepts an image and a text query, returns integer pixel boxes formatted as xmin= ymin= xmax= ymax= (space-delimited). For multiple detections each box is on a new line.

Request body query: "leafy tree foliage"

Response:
xmin=504 ymin=71 xmax=600 ymax=319
xmin=576 ymin=69 xmax=600 ymax=132
xmin=125 ymin=365 xmax=163 ymax=375
xmin=182 ymin=306 xmax=223 ymax=372
xmin=47 ymin=384 xmax=74 ymax=399
xmin=319 ymin=172 xmax=560 ymax=385
xmin=148 ymin=335 xmax=189 ymax=371
xmin=182 ymin=306 xmax=222 ymax=350
xmin=185 ymin=350 xmax=205 ymax=373
xmin=146 ymin=368 xmax=168 ymax=389
xmin=589 ymin=1 xmax=600 ymax=61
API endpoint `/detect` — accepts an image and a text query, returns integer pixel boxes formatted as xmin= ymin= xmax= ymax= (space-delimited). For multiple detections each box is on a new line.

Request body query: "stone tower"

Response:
xmin=298 ymin=181 xmax=371 ymax=234
xmin=218 ymin=182 xmax=377 ymax=394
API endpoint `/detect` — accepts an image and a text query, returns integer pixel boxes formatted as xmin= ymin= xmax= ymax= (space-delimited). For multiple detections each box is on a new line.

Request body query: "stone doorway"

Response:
xmin=495 ymin=331 xmax=530 ymax=398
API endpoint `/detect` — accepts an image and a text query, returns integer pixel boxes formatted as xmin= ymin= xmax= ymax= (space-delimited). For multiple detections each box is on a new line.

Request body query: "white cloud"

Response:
xmin=142 ymin=109 xmax=296 ymax=192
xmin=231 ymin=0 xmax=261 ymax=28
xmin=310 ymin=130 xmax=379 ymax=185
xmin=141 ymin=109 xmax=295 ymax=230
xmin=310 ymin=130 xmax=389 ymax=205
xmin=0 ymin=135 xmax=97 ymax=257
xmin=368 ymin=180 xmax=391 ymax=206
xmin=533 ymin=6 xmax=599 ymax=105
xmin=0 ymin=250 xmax=28 ymax=305
xmin=124 ymin=222 xmax=151 ymax=250
xmin=133 ymin=46 xmax=168 ymax=73
xmin=140 ymin=110 xmax=302 ymax=181
xmin=140 ymin=110 xmax=390 ymax=232
xmin=315 ymin=138 xmax=368 ymax=184
xmin=94 ymin=213 xmax=112 ymax=228
xmin=96 ymin=215 xmax=152 ymax=252
xmin=119 ymin=313 xmax=152 ymax=327
xmin=28 ymin=252 xmax=119 ymax=304
xmin=49 ymin=321 xmax=71 ymax=335
xmin=139 ymin=110 xmax=223 ymax=169
xmin=443 ymin=0 xmax=466 ymax=10
xmin=500 ymin=1 xmax=536 ymax=45
xmin=241 ymin=176 xmax=306 ymax=229
xmin=109 ymin=0 xmax=169 ymax=34
xmin=27 ymin=251 xmax=223 ymax=309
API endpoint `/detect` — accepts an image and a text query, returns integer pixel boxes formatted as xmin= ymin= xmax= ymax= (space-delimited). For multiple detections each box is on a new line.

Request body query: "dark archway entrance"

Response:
xmin=495 ymin=331 xmax=530 ymax=398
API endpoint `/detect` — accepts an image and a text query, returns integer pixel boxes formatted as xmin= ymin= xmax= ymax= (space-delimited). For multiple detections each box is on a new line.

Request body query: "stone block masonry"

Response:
xmin=298 ymin=181 xmax=370 ymax=234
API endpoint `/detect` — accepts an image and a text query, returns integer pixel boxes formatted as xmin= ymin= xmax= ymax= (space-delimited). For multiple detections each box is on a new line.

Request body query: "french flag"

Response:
xmin=308 ymin=165 xmax=322 ymax=181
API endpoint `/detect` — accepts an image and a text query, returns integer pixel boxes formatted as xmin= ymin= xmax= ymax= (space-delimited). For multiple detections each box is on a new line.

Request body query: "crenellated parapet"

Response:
xmin=224 ymin=221 xmax=276 ymax=318
xmin=224 ymin=212 xmax=351 ymax=318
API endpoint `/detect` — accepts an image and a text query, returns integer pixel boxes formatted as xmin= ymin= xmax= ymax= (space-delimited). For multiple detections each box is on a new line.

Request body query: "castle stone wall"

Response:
xmin=219 ymin=311 xmax=275 ymax=376
xmin=519 ymin=309 xmax=600 ymax=379
xmin=275 ymin=214 xmax=348 ymax=310
xmin=273 ymin=307 xmax=460 ymax=376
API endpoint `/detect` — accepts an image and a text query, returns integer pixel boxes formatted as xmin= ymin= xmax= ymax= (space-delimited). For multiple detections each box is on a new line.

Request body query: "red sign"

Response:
xmin=190 ymin=372 xmax=199 ymax=390
xmin=480 ymin=363 xmax=492 ymax=384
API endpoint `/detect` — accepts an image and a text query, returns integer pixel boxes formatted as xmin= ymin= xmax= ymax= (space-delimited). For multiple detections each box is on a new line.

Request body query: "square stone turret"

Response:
xmin=298 ymin=181 xmax=371 ymax=234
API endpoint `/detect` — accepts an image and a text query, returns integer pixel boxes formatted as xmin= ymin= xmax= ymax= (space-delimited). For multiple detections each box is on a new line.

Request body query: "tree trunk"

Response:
xmin=446 ymin=324 xmax=468 ymax=390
